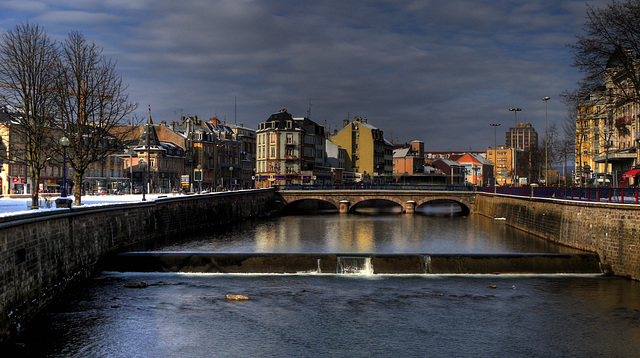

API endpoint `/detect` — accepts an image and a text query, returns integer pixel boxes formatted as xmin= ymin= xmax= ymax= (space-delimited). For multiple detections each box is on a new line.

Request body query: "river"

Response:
xmin=6 ymin=203 xmax=640 ymax=357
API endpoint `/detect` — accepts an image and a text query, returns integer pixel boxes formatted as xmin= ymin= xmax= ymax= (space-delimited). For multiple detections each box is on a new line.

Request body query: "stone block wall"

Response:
xmin=476 ymin=193 xmax=640 ymax=280
xmin=0 ymin=189 xmax=275 ymax=343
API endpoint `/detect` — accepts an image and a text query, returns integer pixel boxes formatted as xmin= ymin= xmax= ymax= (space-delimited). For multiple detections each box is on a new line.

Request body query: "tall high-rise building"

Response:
xmin=505 ymin=123 xmax=538 ymax=151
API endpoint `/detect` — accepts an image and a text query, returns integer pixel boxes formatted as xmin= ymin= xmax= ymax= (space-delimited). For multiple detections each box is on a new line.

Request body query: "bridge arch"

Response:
xmin=415 ymin=198 xmax=471 ymax=216
xmin=349 ymin=198 xmax=405 ymax=214
xmin=348 ymin=196 xmax=406 ymax=213
xmin=280 ymin=198 xmax=339 ymax=214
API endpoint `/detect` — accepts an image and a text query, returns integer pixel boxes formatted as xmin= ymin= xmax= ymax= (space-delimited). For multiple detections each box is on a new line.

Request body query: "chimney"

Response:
xmin=363 ymin=117 xmax=367 ymax=124
xmin=210 ymin=117 xmax=219 ymax=127
xmin=343 ymin=119 xmax=349 ymax=127
xmin=160 ymin=120 xmax=167 ymax=126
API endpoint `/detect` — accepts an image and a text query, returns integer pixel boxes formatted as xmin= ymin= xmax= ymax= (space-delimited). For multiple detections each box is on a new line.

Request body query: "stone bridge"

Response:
xmin=276 ymin=190 xmax=476 ymax=215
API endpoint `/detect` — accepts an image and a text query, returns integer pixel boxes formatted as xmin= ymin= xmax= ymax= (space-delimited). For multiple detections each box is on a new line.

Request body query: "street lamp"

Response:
xmin=59 ymin=136 xmax=70 ymax=197
xmin=509 ymin=108 xmax=521 ymax=185
xmin=542 ymin=96 xmax=550 ymax=185
xmin=196 ymin=164 xmax=202 ymax=193
xmin=229 ymin=166 xmax=234 ymax=191
xmin=490 ymin=123 xmax=500 ymax=192
xmin=139 ymin=158 xmax=147 ymax=201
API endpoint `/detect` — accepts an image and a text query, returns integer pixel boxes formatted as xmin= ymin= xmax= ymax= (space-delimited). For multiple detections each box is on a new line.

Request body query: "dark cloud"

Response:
xmin=0 ymin=0 xmax=611 ymax=150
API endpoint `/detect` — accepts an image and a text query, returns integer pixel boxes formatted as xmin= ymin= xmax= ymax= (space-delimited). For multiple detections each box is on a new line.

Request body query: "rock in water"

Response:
xmin=226 ymin=294 xmax=249 ymax=301
xmin=124 ymin=282 xmax=148 ymax=288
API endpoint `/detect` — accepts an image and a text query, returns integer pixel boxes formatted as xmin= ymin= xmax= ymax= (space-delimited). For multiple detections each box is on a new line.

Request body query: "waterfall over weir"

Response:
xmin=336 ymin=256 xmax=373 ymax=274
xmin=103 ymin=252 xmax=603 ymax=275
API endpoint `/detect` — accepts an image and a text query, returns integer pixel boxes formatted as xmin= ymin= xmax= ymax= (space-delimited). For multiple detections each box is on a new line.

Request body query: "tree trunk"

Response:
xmin=29 ymin=168 xmax=39 ymax=209
xmin=73 ymin=171 xmax=84 ymax=206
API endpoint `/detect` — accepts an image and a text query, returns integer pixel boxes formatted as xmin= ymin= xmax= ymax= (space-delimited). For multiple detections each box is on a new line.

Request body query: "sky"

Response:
xmin=0 ymin=0 xmax=611 ymax=151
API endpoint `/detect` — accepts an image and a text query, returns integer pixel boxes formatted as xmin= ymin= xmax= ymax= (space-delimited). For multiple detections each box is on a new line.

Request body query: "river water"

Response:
xmin=7 ymin=204 xmax=640 ymax=357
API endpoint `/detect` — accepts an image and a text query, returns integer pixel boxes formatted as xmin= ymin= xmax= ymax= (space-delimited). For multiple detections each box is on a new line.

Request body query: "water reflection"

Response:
xmin=157 ymin=209 xmax=582 ymax=254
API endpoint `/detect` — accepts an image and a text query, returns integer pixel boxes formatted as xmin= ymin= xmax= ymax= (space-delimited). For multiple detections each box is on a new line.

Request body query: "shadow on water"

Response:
xmin=416 ymin=199 xmax=464 ymax=217
xmin=281 ymin=199 xmax=339 ymax=215
xmin=352 ymin=199 xmax=403 ymax=215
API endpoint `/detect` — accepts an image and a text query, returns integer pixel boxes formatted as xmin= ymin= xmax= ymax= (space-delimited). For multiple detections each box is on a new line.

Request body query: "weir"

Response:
xmin=103 ymin=252 xmax=603 ymax=275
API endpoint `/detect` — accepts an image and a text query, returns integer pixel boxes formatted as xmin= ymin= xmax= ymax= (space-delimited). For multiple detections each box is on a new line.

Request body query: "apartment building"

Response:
xmin=574 ymin=47 xmax=640 ymax=187
xmin=486 ymin=145 xmax=515 ymax=186
xmin=255 ymin=109 xmax=328 ymax=187
xmin=450 ymin=153 xmax=492 ymax=186
xmin=576 ymin=86 xmax=612 ymax=184
xmin=393 ymin=140 xmax=425 ymax=177
xmin=330 ymin=116 xmax=393 ymax=183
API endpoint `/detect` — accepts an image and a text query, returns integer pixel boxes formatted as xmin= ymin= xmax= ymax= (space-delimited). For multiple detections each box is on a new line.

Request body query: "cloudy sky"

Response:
xmin=0 ymin=0 xmax=610 ymax=151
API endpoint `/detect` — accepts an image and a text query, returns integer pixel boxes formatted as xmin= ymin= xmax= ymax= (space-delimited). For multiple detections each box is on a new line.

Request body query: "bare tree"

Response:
xmin=570 ymin=0 xmax=640 ymax=103
xmin=560 ymin=90 xmax=582 ymax=185
xmin=544 ymin=121 xmax=560 ymax=184
xmin=0 ymin=23 xmax=59 ymax=208
xmin=55 ymin=31 xmax=138 ymax=205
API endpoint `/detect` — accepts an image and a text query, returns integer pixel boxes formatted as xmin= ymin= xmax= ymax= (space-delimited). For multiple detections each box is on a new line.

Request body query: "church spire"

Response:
xmin=137 ymin=105 xmax=161 ymax=149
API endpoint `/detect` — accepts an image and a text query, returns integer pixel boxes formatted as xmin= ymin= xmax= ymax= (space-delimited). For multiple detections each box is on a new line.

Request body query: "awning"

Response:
xmin=622 ymin=169 xmax=640 ymax=178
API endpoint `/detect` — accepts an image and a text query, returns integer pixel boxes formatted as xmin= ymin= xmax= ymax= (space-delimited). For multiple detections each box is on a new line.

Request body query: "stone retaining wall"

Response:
xmin=0 ymin=189 xmax=276 ymax=343
xmin=476 ymin=193 xmax=640 ymax=280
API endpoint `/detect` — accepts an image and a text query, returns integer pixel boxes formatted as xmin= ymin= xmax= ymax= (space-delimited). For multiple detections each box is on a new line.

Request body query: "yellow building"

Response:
xmin=330 ymin=116 xmax=392 ymax=182
xmin=486 ymin=145 xmax=515 ymax=185
xmin=577 ymin=87 xmax=610 ymax=183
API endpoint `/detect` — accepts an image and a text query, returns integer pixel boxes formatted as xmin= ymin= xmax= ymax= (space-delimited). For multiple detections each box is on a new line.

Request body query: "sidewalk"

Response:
xmin=0 ymin=193 xmax=173 ymax=217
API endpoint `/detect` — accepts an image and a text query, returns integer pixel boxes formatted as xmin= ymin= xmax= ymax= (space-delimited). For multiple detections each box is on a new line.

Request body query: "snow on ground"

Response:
xmin=0 ymin=193 xmax=176 ymax=217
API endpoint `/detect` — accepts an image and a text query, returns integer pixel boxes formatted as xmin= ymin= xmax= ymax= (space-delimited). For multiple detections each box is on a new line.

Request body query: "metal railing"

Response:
xmin=278 ymin=184 xmax=474 ymax=191
xmin=278 ymin=183 xmax=640 ymax=204
xmin=477 ymin=186 xmax=640 ymax=205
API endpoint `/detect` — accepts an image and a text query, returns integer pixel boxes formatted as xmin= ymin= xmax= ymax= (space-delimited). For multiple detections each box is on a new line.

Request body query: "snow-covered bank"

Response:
xmin=0 ymin=193 xmax=178 ymax=217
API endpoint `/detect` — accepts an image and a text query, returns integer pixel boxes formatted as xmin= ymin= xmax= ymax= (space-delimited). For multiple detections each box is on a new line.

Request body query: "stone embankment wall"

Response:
xmin=475 ymin=193 xmax=640 ymax=280
xmin=0 ymin=189 xmax=276 ymax=343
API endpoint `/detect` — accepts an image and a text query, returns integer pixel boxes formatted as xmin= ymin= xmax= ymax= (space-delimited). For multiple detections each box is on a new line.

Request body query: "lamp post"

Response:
xmin=59 ymin=136 xmax=70 ymax=197
xmin=139 ymin=158 xmax=147 ymax=201
xmin=490 ymin=123 xmax=500 ymax=192
xmin=196 ymin=164 xmax=202 ymax=193
xmin=509 ymin=108 xmax=521 ymax=185
xmin=542 ymin=96 xmax=550 ymax=185
xmin=229 ymin=166 xmax=234 ymax=191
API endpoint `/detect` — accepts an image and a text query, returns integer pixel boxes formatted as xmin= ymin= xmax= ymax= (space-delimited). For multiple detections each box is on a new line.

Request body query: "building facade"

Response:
xmin=330 ymin=116 xmax=393 ymax=183
xmin=486 ymin=145 xmax=515 ymax=186
xmin=255 ymin=109 xmax=328 ymax=187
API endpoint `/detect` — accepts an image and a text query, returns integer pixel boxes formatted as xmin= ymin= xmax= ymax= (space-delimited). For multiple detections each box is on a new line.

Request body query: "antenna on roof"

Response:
xmin=307 ymin=98 xmax=312 ymax=119
xmin=234 ymin=96 xmax=237 ymax=126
